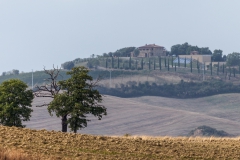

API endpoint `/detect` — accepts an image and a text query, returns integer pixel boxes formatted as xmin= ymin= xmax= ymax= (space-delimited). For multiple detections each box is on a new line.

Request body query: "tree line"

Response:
xmin=98 ymin=80 xmax=240 ymax=98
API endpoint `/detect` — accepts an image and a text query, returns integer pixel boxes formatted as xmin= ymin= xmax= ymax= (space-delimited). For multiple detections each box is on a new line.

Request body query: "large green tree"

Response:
xmin=0 ymin=79 xmax=33 ymax=127
xmin=48 ymin=66 xmax=107 ymax=133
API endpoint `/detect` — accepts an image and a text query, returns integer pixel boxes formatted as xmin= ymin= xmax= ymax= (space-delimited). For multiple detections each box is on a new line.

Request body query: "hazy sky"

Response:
xmin=1 ymin=0 xmax=240 ymax=73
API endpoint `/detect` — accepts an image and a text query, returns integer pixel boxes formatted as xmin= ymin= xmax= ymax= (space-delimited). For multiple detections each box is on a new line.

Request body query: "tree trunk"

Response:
xmin=62 ymin=115 xmax=68 ymax=132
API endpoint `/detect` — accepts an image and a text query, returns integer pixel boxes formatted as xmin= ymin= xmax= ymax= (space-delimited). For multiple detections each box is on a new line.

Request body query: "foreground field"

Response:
xmin=1 ymin=126 xmax=240 ymax=159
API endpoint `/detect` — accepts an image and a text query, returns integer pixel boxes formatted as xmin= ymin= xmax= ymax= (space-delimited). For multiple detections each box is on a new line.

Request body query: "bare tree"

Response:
xmin=34 ymin=66 xmax=62 ymax=106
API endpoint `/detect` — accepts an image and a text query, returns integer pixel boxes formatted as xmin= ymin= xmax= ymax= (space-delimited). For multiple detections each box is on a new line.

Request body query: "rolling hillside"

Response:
xmin=23 ymin=93 xmax=240 ymax=136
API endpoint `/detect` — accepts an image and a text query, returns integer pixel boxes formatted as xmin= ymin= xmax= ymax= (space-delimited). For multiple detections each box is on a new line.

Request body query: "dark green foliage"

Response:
xmin=61 ymin=61 xmax=74 ymax=70
xmin=141 ymin=58 xmax=143 ymax=70
xmin=129 ymin=57 xmax=132 ymax=69
xmin=212 ymin=49 xmax=224 ymax=62
xmin=190 ymin=57 xmax=192 ymax=73
xmin=172 ymin=56 xmax=173 ymax=68
xmin=12 ymin=69 xmax=19 ymax=75
xmin=117 ymin=57 xmax=120 ymax=69
xmin=226 ymin=52 xmax=240 ymax=66
xmin=99 ymin=80 xmax=240 ymax=99
xmin=197 ymin=60 xmax=200 ymax=73
xmin=178 ymin=56 xmax=180 ymax=67
xmin=106 ymin=58 xmax=108 ymax=68
xmin=154 ymin=59 xmax=156 ymax=70
xmin=184 ymin=57 xmax=186 ymax=68
xmin=87 ymin=59 xmax=100 ymax=69
xmin=164 ymin=57 xmax=167 ymax=67
xmin=111 ymin=57 xmax=114 ymax=68
xmin=167 ymin=58 xmax=169 ymax=71
xmin=111 ymin=47 xmax=136 ymax=57
xmin=217 ymin=62 xmax=219 ymax=75
xmin=223 ymin=64 xmax=225 ymax=73
xmin=170 ymin=42 xmax=212 ymax=56
xmin=48 ymin=66 xmax=107 ymax=133
xmin=148 ymin=59 xmax=150 ymax=70
xmin=159 ymin=56 xmax=162 ymax=70
xmin=0 ymin=79 xmax=34 ymax=127
xmin=210 ymin=62 xmax=212 ymax=75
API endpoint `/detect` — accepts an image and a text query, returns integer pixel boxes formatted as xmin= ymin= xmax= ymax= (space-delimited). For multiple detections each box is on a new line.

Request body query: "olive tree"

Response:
xmin=0 ymin=79 xmax=34 ymax=127
xmin=48 ymin=66 xmax=107 ymax=133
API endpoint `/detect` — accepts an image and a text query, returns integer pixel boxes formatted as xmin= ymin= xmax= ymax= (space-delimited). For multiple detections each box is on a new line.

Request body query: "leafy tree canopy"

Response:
xmin=48 ymin=66 xmax=107 ymax=133
xmin=0 ymin=79 xmax=34 ymax=127
xmin=170 ymin=42 xmax=212 ymax=56
xmin=212 ymin=49 xmax=224 ymax=62
xmin=87 ymin=58 xmax=100 ymax=69
xmin=226 ymin=52 xmax=240 ymax=66
xmin=103 ymin=47 xmax=136 ymax=57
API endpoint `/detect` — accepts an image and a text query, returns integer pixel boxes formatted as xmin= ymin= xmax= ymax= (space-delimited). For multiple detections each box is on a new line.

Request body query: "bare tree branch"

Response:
xmin=34 ymin=66 xmax=62 ymax=107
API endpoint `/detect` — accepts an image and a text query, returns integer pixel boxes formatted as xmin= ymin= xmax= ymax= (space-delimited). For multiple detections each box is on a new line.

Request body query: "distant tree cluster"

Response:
xmin=102 ymin=47 xmax=137 ymax=57
xmin=98 ymin=80 xmax=240 ymax=98
xmin=61 ymin=61 xmax=74 ymax=70
xmin=2 ymin=69 xmax=19 ymax=76
xmin=170 ymin=42 xmax=212 ymax=56
xmin=226 ymin=52 xmax=240 ymax=66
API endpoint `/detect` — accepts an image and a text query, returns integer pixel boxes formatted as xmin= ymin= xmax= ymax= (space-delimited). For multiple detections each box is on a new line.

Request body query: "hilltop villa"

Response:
xmin=131 ymin=44 xmax=166 ymax=57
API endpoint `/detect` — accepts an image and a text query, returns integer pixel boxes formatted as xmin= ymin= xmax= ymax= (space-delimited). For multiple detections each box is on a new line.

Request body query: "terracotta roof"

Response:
xmin=138 ymin=44 xmax=164 ymax=48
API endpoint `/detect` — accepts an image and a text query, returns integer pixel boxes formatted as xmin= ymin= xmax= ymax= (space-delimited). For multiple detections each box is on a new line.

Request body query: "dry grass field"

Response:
xmin=2 ymin=125 xmax=240 ymax=159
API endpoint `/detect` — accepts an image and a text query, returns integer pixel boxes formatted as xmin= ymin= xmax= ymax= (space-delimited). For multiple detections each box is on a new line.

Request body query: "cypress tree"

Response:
xmin=149 ymin=59 xmax=151 ymax=70
xmin=159 ymin=56 xmax=162 ymax=70
xmin=197 ymin=60 xmax=199 ymax=73
xmin=204 ymin=62 xmax=205 ymax=73
xmin=111 ymin=56 xmax=114 ymax=68
xmin=217 ymin=62 xmax=219 ymax=75
xmin=135 ymin=60 xmax=137 ymax=69
xmin=190 ymin=56 xmax=192 ymax=73
xmin=210 ymin=62 xmax=212 ymax=75
xmin=164 ymin=57 xmax=167 ymax=67
xmin=223 ymin=64 xmax=224 ymax=73
xmin=167 ymin=58 xmax=169 ymax=71
xmin=141 ymin=58 xmax=143 ymax=70
xmin=172 ymin=56 xmax=173 ymax=68
xmin=117 ymin=57 xmax=119 ymax=69
xmin=129 ymin=57 xmax=131 ymax=69
xmin=154 ymin=59 xmax=156 ymax=70
xmin=178 ymin=56 xmax=180 ymax=67
xmin=106 ymin=58 xmax=108 ymax=69
xmin=229 ymin=67 xmax=231 ymax=77
xmin=184 ymin=57 xmax=186 ymax=68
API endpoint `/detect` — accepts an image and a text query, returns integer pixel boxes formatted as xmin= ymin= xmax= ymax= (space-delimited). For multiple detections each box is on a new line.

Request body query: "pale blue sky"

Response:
xmin=1 ymin=0 xmax=240 ymax=73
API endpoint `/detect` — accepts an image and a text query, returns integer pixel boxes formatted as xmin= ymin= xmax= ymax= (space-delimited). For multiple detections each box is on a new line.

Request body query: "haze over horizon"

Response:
xmin=1 ymin=0 xmax=240 ymax=74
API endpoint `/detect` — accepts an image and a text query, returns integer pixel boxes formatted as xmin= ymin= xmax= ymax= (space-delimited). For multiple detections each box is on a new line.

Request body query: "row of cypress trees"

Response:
xmin=104 ymin=56 xmax=238 ymax=77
